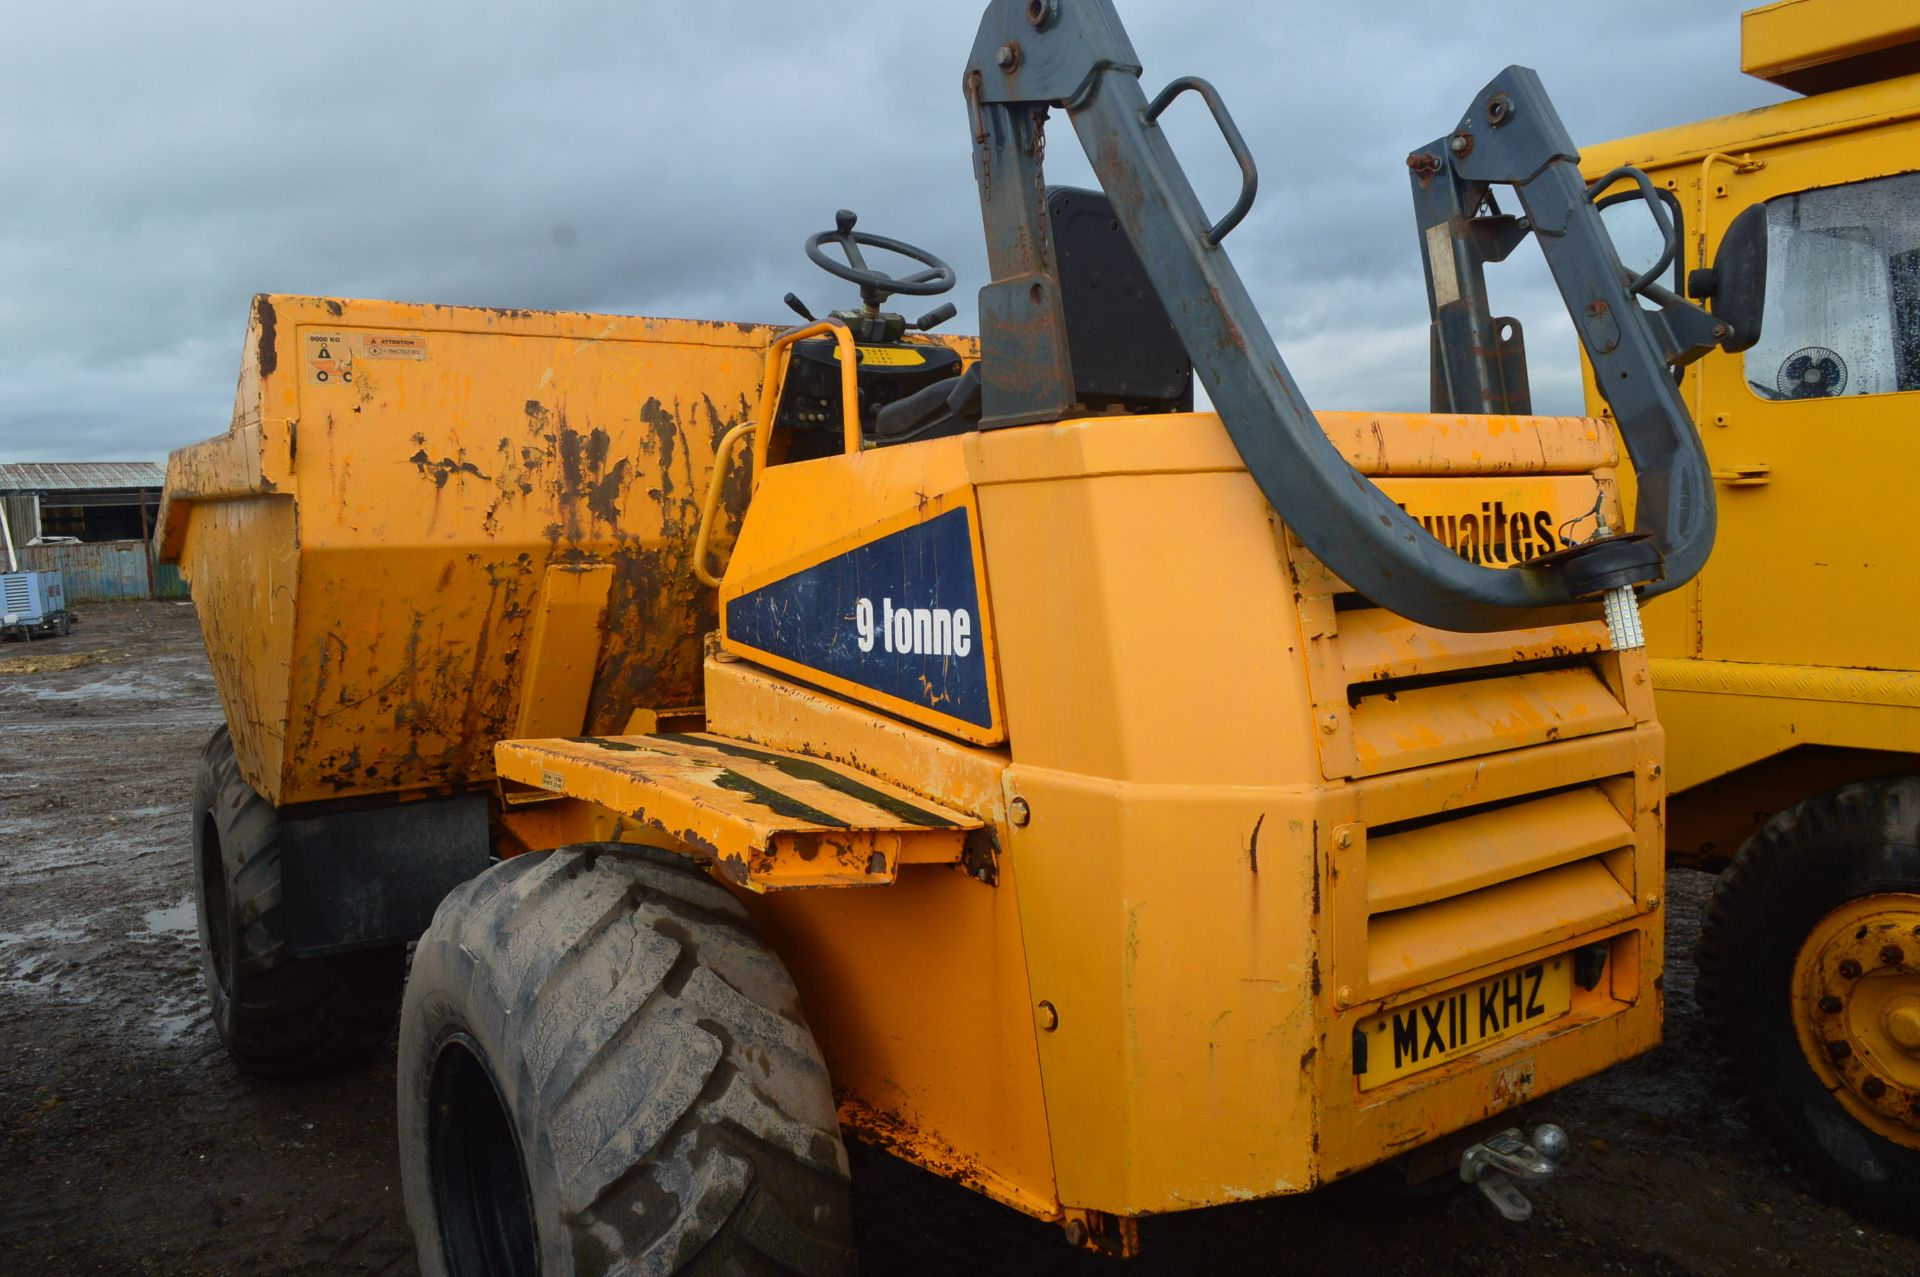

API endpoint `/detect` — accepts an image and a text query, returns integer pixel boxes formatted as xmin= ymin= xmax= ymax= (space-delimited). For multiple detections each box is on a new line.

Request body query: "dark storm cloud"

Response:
xmin=0 ymin=0 xmax=1783 ymax=463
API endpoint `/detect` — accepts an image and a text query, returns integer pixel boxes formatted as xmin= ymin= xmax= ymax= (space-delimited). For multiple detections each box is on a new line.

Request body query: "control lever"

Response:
xmin=913 ymin=302 xmax=958 ymax=332
xmin=1459 ymin=1124 xmax=1569 ymax=1222
xmin=783 ymin=293 xmax=817 ymax=323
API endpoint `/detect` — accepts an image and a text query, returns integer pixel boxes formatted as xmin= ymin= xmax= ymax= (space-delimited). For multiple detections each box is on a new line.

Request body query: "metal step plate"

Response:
xmin=494 ymin=731 xmax=985 ymax=891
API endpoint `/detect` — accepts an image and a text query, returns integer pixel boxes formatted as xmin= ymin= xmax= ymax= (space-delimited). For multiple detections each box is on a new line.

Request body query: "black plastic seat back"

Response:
xmin=1049 ymin=187 xmax=1194 ymax=412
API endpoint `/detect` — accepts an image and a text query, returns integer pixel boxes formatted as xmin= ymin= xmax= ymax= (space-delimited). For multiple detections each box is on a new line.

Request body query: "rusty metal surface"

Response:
xmin=493 ymin=731 xmax=981 ymax=890
xmin=161 ymin=296 xmax=778 ymax=807
xmin=162 ymin=295 xmax=974 ymax=808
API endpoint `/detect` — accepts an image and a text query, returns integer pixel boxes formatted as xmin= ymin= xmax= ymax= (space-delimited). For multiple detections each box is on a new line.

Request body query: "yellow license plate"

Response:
xmin=1357 ymin=957 xmax=1572 ymax=1090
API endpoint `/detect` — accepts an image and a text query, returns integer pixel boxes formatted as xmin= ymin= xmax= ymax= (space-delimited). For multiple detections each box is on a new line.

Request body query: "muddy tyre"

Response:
xmin=399 ymin=844 xmax=855 ymax=1277
xmin=1697 ymin=779 xmax=1920 ymax=1233
xmin=191 ymin=726 xmax=404 ymax=1077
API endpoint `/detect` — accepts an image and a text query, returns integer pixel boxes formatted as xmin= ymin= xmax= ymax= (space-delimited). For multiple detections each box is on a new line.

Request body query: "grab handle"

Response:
xmin=693 ymin=421 xmax=755 ymax=589
xmin=1143 ymin=77 xmax=1257 ymax=245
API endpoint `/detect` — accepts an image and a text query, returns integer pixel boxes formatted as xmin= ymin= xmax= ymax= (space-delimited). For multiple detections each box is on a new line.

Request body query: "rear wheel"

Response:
xmin=399 ymin=843 xmax=855 ymax=1276
xmin=191 ymin=726 xmax=404 ymax=1077
xmin=1697 ymin=778 xmax=1920 ymax=1232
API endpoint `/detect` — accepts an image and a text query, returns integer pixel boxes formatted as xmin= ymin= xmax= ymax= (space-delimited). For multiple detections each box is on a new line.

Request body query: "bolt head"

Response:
xmin=1448 ymin=134 xmax=1469 ymax=155
xmin=1334 ymin=829 xmax=1353 ymax=850
xmin=1320 ymin=712 xmax=1339 ymax=734
xmin=1009 ymin=796 xmax=1031 ymax=827
xmin=1819 ymin=995 xmax=1844 ymax=1015
xmin=1037 ymin=999 xmax=1059 ymax=1032
xmin=995 ymin=41 xmax=1020 ymax=71
xmin=1645 ymin=895 xmax=1662 ymax=911
xmin=1839 ymin=959 xmax=1864 ymax=979
xmin=1861 ymin=1076 xmax=1888 ymax=1100
xmin=1880 ymin=944 xmax=1906 ymax=967
xmin=1826 ymin=1039 xmax=1853 ymax=1062
xmin=1062 ymin=1219 xmax=1088 ymax=1248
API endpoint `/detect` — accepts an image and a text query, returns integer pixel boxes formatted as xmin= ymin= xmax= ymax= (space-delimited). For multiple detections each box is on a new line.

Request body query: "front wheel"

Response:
xmin=398 ymin=843 xmax=855 ymax=1276
xmin=1697 ymin=778 xmax=1920 ymax=1232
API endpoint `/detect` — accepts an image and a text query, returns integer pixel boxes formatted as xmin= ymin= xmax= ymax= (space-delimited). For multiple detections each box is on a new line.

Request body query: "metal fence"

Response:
xmin=17 ymin=540 xmax=189 ymax=602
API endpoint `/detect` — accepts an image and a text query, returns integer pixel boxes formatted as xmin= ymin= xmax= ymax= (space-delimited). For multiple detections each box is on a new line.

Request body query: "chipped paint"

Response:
xmin=159 ymin=294 xmax=782 ymax=806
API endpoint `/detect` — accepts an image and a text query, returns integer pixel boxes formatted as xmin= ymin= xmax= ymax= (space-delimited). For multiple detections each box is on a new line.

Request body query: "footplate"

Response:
xmin=494 ymin=732 xmax=985 ymax=891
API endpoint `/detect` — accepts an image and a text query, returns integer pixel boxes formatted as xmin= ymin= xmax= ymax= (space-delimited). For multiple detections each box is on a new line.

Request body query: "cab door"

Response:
xmin=1687 ymin=137 xmax=1920 ymax=672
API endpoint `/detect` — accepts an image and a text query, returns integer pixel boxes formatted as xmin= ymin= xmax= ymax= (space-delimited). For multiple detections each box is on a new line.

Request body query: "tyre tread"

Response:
xmin=192 ymin=727 xmax=402 ymax=1078
xmin=400 ymin=843 xmax=854 ymax=1277
xmin=1697 ymin=777 xmax=1920 ymax=1234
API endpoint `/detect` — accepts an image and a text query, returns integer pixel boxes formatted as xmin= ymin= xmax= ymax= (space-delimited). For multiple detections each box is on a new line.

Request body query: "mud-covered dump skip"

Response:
xmin=2 ymin=603 xmax=1915 ymax=1275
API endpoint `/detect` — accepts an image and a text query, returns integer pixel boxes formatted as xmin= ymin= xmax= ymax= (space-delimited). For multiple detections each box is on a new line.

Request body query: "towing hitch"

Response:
xmin=1459 ymin=1123 xmax=1570 ymax=1221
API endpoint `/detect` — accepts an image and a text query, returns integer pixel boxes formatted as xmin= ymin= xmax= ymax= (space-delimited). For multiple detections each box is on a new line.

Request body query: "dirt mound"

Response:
xmin=0 ymin=648 xmax=112 ymax=675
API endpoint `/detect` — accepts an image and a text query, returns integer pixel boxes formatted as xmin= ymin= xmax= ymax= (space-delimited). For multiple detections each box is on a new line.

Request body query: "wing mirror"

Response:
xmin=1686 ymin=203 xmax=1768 ymax=354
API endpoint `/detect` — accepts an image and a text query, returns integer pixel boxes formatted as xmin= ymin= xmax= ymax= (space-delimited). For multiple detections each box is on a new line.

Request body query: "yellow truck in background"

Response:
xmin=1577 ymin=0 xmax=1920 ymax=1231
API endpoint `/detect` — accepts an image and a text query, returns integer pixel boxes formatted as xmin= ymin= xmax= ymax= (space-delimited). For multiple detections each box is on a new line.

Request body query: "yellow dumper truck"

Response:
xmin=1574 ymin=0 xmax=1920 ymax=1231
xmin=162 ymin=1 xmax=1739 ymax=1270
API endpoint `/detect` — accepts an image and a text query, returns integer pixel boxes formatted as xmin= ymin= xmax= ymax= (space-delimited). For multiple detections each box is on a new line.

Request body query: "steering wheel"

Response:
xmin=805 ymin=210 xmax=956 ymax=301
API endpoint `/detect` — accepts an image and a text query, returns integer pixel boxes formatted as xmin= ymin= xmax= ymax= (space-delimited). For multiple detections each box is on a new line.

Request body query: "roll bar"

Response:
xmin=962 ymin=0 xmax=1718 ymax=632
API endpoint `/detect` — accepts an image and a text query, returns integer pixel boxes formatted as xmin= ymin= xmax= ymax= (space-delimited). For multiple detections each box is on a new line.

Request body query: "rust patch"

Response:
xmin=640 ymin=397 xmax=678 ymax=494
xmin=583 ymin=449 xmax=628 ymax=525
xmin=253 ymin=295 xmax=277 ymax=378
xmin=1405 ymin=150 xmax=1442 ymax=183
xmin=407 ymin=449 xmax=490 ymax=488
xmin=837 ymin=1095 xmax=1013 ymax=1207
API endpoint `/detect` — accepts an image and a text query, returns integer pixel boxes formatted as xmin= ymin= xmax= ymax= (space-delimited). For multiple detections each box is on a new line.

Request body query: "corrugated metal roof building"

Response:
xmin=0 ymin=460 xmax=166 ymax=544
xmin=0 ymin=461 xmax=167 ymax=492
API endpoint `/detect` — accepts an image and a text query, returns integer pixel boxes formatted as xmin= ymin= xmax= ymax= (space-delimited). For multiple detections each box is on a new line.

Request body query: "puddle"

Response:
xmin=0 ymin=920 xmax=88 ymax=950
xmin=142 ymin=898 xmax=197 ymax=937
xmin=149 ymin=994 xmax=204 ymax=1046
xmin=12 ymin=672 xmax=164 ymax=702
xmin=0 ymin=920 xmax=93 ymax=999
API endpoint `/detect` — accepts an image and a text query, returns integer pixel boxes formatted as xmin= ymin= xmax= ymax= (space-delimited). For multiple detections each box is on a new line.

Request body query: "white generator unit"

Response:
xmin=1 ymin=501 xmax=74 ymax=640
xmin=2 ymin=568 xmax=71 ymax=638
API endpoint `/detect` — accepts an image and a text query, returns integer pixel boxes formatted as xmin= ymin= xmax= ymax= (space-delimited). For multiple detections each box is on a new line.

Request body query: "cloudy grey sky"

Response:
xmin=0 ymin=0 xmax=1787 ymax=465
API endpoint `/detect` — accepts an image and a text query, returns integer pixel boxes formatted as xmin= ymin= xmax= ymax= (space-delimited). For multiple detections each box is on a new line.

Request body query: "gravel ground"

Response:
xmin=3 ymin=602 xmax=1916 ymax=1275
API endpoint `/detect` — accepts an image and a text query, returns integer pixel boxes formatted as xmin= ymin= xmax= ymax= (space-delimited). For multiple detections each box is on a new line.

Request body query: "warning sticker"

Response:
xmin=303 ymin=331 xmax=430 ymax=385
xmin=360 ymin=334 xmax=428 ymax=360
xmin=831 ymin=345 xmax=926 ymax=367
xmin=304 ymin=332 xmax=353 ymax=386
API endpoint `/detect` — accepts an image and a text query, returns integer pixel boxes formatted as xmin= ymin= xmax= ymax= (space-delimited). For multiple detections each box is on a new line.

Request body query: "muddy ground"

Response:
xmin=1 ymin=601 xmax=1915 ymax=1276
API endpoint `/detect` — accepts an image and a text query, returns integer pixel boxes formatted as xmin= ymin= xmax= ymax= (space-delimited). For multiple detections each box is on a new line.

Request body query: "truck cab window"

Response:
xmin=1744 ymin=170 xmax=1920 ymax=400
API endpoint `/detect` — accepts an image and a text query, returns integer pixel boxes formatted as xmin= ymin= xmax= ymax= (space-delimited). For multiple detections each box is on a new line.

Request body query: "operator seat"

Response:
xmin=871 ymin=187 xmax=1194 ymax=444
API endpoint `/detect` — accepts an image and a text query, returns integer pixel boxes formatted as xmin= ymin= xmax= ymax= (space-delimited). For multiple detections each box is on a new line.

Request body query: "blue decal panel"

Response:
xmin=725 ymin=507 xmax=992 ymax=728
